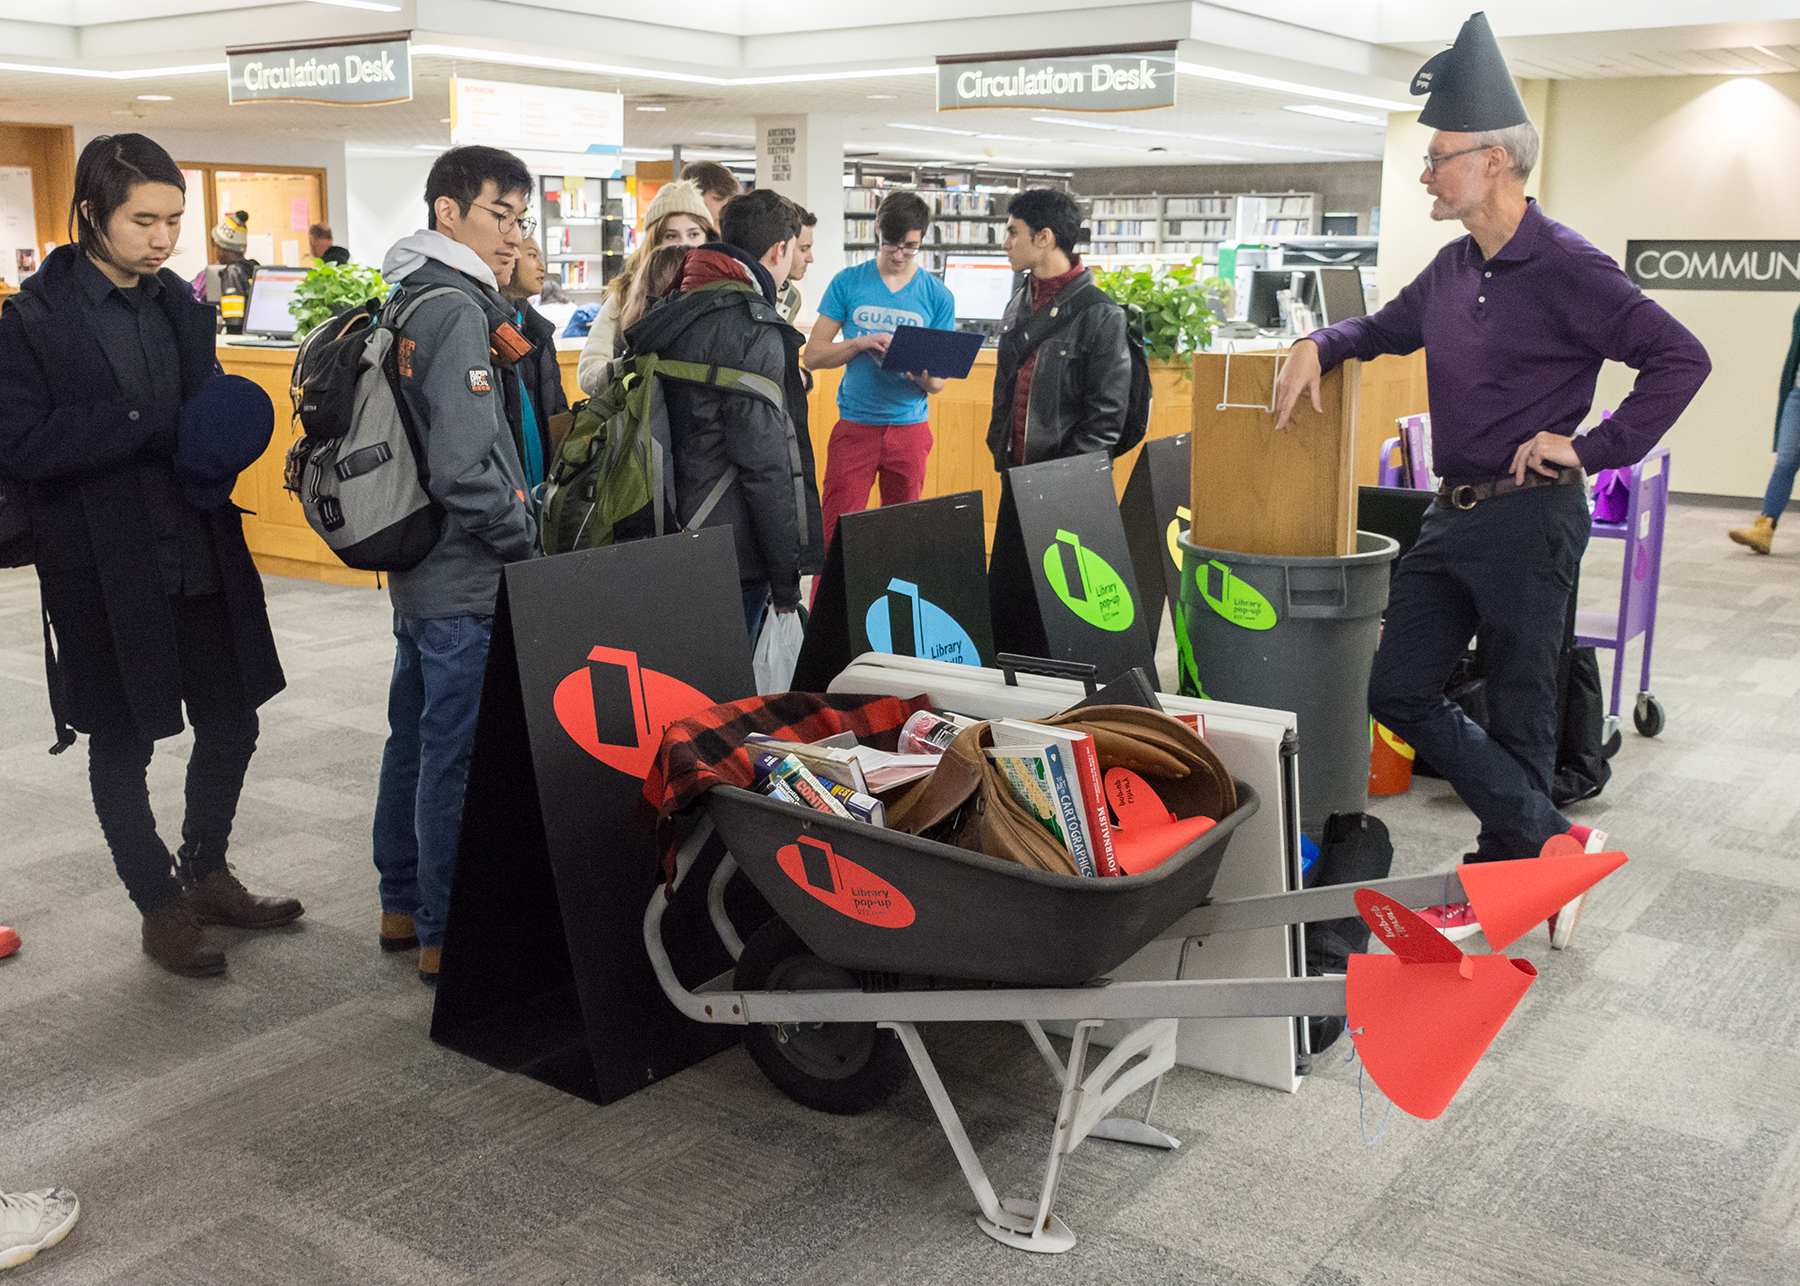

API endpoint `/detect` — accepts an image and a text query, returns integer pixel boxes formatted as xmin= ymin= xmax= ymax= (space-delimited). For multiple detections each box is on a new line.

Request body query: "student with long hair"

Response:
xmin=0 ymin=134 xmax=300 ymax=977
xmin=576 ymin=180 xmax=714 ymax=394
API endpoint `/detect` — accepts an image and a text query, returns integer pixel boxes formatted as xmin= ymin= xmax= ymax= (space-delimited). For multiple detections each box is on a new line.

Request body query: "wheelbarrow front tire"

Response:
xmin=735 ymin=919 xmax=910 ymax=1116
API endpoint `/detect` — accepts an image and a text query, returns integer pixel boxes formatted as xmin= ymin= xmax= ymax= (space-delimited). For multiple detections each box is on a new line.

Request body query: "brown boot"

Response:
xmin=380 ymin=912 xmax=419 ymax=952
xmin=141 ymin=898 xmax=226 ymax=977
xmin=179 ymin=865 xmax=304 ymax=930
xmin=1728 ymin=514 xmax=1776 ymax=554
xmin=417 ymin=945 xmax=440 ymax=986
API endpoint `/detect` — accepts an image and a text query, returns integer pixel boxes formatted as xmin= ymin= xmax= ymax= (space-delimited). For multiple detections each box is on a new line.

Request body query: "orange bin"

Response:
xmin=1369 ymin=718 xmax=1415 ymax=795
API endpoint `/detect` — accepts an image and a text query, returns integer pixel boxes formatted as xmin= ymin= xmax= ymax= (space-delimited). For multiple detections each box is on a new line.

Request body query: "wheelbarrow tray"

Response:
xmin=702 ymin=781 xmax=1259 ymax=988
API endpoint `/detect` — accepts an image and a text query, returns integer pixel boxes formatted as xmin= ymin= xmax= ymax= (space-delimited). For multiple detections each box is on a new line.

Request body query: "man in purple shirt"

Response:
xmin=1275 ymin=12 xmax=1710 ymax=948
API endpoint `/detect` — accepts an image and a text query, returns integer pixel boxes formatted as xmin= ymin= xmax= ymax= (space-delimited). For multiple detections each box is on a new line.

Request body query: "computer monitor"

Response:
xmin=943 ymin=255 xmax=1016 ymax=321
xmin=1246 ymin=269 xmax=1320 ymax=330
xmin=241 ymin=266 xmax=308 ymax=338
xmin=1314 ymin=265 xmax=1367 ymax=326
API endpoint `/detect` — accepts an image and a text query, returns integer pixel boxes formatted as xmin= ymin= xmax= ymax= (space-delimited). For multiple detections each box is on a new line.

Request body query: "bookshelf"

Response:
xmin=841 ymin=162 xmax=1071 ymax=277
xmin=536 ymin=174 xmax=633 ymax=297
xmin=1085 ymin=192 xmax=1321 ymax=265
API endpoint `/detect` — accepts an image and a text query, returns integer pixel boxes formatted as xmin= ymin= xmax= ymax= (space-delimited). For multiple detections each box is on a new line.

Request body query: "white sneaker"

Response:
xmin=0 ymin=1187 xmax=80 ymax=1270
xmin=1550 ymin=825 xmax=1609 ymax=950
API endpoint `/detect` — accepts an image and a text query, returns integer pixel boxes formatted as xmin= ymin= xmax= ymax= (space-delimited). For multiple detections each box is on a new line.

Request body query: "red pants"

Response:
xmin=819 ymin=418 xmax=933 ymax=557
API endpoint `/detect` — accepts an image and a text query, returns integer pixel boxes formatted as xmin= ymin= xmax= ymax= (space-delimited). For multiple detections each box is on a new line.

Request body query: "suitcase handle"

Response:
xmin=997 ymin=652 xmax=1099 ymax=696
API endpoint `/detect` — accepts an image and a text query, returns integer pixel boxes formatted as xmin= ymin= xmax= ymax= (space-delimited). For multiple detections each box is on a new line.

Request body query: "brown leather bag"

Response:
xmin=885 ymin=706 xmax=1235 ymax=876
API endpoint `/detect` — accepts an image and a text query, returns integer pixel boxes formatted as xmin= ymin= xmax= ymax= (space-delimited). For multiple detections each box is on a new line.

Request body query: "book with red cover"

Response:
xmin=1063 ymin=732 xmax=1121 ymax=877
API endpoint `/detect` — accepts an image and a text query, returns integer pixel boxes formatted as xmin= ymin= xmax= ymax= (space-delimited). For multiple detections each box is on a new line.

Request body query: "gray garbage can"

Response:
xmin=1177 ymin=531 xmax=1400 ymax=835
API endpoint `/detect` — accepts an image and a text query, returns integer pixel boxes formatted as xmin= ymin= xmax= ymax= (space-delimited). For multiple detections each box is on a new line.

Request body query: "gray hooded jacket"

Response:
xmin=381 ymin=230 xmax=535 ymax=618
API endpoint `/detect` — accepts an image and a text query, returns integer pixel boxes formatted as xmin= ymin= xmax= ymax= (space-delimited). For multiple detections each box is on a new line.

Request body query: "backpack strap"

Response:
xmin=385 ymin=284 xmax=467 ymax=330
xmin=654 ymin=359 xmax=785 ymax=411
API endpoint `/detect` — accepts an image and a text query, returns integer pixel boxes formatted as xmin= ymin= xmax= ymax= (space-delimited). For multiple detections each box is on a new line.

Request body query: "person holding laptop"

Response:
xmin=803 ymin=191 xmax=955 ymax=557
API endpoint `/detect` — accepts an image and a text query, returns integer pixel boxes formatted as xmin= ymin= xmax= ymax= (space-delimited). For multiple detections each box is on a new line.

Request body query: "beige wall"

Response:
xmin=1375 ymin=73 xmax=1800 ymax=498
xmin=1540 ymin=73 xmax=1800 ymax=498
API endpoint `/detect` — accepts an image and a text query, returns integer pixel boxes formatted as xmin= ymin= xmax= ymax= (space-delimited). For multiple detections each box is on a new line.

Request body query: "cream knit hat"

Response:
xmin=643 ymin=179 xmax=714 ymax=233
xmin=212 ymin=210 xmax=249 ymax=252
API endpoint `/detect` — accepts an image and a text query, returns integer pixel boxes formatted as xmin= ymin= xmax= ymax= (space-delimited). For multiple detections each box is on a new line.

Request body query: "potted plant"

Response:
xmin=289 ymin=262 xmax=392 ymax=339
xmin=1091 ymin=258 xmax=1228 ymax=372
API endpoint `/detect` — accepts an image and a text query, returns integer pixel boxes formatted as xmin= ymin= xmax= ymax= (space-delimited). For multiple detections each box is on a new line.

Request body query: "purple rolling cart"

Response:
xmin=1576 ymin=444 xmax=1670 ymax=738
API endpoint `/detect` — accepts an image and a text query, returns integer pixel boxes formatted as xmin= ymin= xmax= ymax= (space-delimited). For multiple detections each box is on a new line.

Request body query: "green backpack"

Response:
xmin=538 ymin=352 xmax=788 ymax=556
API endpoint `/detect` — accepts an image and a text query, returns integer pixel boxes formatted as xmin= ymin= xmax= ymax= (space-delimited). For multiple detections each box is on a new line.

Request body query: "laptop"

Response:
xmin=228 ymin=265 xmax=308 ymax=347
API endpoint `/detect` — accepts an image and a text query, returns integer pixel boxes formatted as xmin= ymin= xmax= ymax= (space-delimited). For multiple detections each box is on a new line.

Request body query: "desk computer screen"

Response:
xmin=242 ymin=266 xmax=308 ymax=337
xmin=943 ymin=255 xmax=1015 ymax=321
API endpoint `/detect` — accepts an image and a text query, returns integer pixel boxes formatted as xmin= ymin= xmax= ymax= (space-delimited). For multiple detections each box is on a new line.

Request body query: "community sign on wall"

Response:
xmin=1627 ymin=241 xmax=1800 ymax=292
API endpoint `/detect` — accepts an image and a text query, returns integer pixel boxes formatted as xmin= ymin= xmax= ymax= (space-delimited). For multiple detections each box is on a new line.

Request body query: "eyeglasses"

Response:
xmin=472 ymin=202 xmax=537 ymax=237
xmin=879 ymin=240 xmax=922 ymax=258
xmin=1422 ymin=145 xmax=1490 ymax=174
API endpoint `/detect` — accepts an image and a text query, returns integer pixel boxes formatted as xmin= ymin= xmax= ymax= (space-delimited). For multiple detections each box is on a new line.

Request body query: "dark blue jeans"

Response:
xmin=1369 ymin=482 xmax=1590 ymax=863
xmin=1761 ymin=387 xmax=1800 ymax=520
xmin=371 ymin=613 xmax=493 ymax=949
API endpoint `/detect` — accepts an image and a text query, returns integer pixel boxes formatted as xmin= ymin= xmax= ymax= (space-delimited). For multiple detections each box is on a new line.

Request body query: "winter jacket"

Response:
xmin=1778 ymin=302 xmax=1799 ymax=449
xmin=986 ymin=269 xmax=1132 ymax=471
xmin=510 ymin=300 xmax=569 ymax=480
xmin=380 ymin=231 xmax=535 ymax=619
xmin=623 ymin=243 xmax=811 ymax=606
xmin=0 ymin=243 xmax=284 ymax=741
xmin=575 ymin=295 xmax=624 ymax=395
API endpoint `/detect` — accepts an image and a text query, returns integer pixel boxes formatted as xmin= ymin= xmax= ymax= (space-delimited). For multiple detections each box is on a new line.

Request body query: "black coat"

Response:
xmin=0 ymin=244 xmax=284 ymax=741
xmin=987 ymin=270 xmax=1132 ymax=471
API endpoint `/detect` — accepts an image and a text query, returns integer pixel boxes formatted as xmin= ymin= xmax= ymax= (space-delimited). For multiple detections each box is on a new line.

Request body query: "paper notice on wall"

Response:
xmin=291 ymin=196 xmax=311 ymax=231
xmin=247 ymin=232 xmax=275 ymax=263
xmin=280 ymin=239 xmax=301 ymax=266
xmin=219 ymin=189 xmax=231 ymax=212
xmin=0 ymin=166 xmax=36 ymax=287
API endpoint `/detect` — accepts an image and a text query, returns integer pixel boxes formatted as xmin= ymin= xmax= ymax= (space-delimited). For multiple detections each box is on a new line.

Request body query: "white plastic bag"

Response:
xmin=752 ymin=608 xmax=806 ymax=695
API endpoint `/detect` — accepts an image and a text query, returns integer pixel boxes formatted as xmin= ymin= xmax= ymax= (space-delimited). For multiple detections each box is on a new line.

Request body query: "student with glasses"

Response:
xmin=373 ymin=145 xmax=538 ymax=986
xmin=804 ymin=190 xmax=956 ymax=560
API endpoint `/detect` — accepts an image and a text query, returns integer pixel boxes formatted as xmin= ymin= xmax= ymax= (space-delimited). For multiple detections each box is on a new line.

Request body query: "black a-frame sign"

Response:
xmin=1119 ymin=433 xmax=1198 ymax=695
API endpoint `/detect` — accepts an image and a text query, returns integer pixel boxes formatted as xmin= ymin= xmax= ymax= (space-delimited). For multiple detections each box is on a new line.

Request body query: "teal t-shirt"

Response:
xmin=818 ymin=260 xmax=958 ymax=425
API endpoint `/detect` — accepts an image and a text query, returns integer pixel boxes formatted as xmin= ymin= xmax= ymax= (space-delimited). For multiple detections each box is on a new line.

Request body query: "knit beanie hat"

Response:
xmin=643 ymin=180 xmax=714 ymax=233
xmin=212 ymin=210 xmax=249 ymax=253
xmin=176 ymin=374 xmax=274 ymax=510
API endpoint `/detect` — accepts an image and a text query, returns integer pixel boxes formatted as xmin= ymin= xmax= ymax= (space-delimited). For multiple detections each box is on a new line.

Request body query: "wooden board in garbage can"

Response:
xmin=1189 ymin=351 xmax=1361 ymax=558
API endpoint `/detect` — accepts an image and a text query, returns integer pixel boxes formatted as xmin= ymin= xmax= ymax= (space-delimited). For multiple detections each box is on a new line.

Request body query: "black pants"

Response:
xmin=1368 ymin=482 xmax=1590 ymax=863
xmin=41 ymin=573 xmax=259 ymax=914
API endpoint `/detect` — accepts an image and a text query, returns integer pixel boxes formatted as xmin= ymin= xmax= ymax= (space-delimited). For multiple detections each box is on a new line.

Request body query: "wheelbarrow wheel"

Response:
xmin=735 ymin=919 xmax=910 ymax=1116
xmin=1633 ymin=693 xmax=1665 ymax=738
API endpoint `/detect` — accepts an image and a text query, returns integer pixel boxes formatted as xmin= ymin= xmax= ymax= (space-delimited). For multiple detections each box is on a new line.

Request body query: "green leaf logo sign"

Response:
xmin=1197 ymin=559 xmax=1277 ymax=631
xmin=1041 ymin=530 xmax=1136 ymax=632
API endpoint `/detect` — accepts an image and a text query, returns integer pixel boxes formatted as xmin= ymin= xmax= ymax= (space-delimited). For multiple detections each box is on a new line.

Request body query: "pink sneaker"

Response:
xmin=1549 ymin=825 xmax=1609 ymax=949
xmin=1417 ymin=902 xmax=1483 ymax=943
xmin=0 ymin=926 xmax=18 ymax=959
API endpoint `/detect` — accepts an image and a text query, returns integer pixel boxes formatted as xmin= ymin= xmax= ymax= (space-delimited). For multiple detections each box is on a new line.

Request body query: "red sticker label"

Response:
xmin=1104 ymin=767 xmax=1174 ymax=830
xmin=776 ymin=836 xmax=915 ymax=929
xmin=467 ymin=367 xmax=492 ymax=394
xmin=1354 ymin=889 xmax=1466 ymax=964
xmin=552 ymin=645 xmax=716 ymax=779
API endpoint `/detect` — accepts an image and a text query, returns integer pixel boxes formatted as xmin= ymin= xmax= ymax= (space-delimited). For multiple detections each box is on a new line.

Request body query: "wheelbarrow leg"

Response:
xmin=1020 ymin=1020 xmax=1180 ymax=1151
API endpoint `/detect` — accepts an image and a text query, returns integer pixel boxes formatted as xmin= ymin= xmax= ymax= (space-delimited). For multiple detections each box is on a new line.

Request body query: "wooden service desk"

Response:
xmin=224 ymin=339 xmax=1424 ymax=584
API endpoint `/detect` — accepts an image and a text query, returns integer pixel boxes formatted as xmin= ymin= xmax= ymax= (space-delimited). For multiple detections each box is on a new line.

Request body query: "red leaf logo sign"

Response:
xmin=552 ymin=645 xmax=716 ymax=779
xmin=776 ymin=836 xmax=915 ymax=929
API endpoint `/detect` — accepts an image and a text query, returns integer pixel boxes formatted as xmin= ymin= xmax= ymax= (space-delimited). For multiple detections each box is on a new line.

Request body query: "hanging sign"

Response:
xmin=227 ymin=34 xmax=412 ymax=106
xmin=1626 ymin=240 xmax=1800 ymax=292
xmin=451 ymin=77 xmax=624 ymax=164
xmin=938 ymin=43 xmax=1177 ymax=113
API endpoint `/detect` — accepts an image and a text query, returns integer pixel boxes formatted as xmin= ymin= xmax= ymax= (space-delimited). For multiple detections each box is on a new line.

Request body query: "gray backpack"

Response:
xmin=283 ymin=286 xmax=458 ymax=572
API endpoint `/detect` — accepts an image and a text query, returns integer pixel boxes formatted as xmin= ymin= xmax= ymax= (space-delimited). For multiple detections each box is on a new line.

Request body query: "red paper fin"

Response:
xmin=1346 ymin=953 xmax=1538 ymax=1118
xmin=1457 ymin=848 xmax=1629 ymax=951
xmin=1113 ymin=815 xmax=1214 ymax=876
xmin=1354 ymin=889 xmax=1465 ymax=964
xmin=1539 ymin=833 xmax=1584 ymax=859
xmin=1104 ymin=767 xmax=1175 ymax=829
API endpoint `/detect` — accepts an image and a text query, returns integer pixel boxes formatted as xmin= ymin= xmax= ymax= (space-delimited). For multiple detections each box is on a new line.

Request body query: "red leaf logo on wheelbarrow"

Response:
xmin=776 ymin=836 xmax=915 ymax=929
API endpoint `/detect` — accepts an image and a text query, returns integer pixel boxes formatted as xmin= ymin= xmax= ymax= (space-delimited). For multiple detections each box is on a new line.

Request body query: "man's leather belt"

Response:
xmin=1437 ymin=466 xmax=1585 ymax=510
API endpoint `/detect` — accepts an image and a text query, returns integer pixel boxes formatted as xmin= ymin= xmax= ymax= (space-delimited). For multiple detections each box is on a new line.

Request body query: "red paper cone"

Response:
xmin=1346 ymin=952 xmax=1538 ymax=1119
xmin=1457 ymin=839 xmax=1629 ymax=951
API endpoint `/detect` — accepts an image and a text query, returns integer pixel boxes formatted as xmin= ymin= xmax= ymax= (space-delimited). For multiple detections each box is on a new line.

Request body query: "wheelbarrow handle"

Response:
xmin=997 ymin=653 xmax=1099 ymax=695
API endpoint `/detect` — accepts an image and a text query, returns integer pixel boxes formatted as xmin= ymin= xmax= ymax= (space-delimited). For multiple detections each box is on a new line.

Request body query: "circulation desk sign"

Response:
xmin=938 ymin=43 xmax=1177 ymax=112
xmin=227 ymin=35 xmax=412 ymax=106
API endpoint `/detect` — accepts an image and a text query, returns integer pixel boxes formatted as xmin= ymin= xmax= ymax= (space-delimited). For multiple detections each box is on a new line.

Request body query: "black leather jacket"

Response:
xmin=986 ymin=269 xmax=1132 ymax=471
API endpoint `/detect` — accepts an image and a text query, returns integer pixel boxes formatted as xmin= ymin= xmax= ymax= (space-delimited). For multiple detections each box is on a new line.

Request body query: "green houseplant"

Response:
xmin=289 ymin=262 xmax=391 ymax=339
xmin=1090 ymin=258 xmax=1225 ymax=372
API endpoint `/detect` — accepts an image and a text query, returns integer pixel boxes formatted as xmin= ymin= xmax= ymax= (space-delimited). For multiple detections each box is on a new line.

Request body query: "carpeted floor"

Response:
xmin=3 ymin=498 xmax=1797 ymax=1284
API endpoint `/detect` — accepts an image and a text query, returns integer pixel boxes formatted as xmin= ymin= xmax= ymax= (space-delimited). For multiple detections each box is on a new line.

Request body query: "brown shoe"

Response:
xmin=380 ymin=912 xmax=419 ymax=952
xmin=142 ymin=898 xmax=226 ymax=977
xmin=418 ymin=945 xmax=440 ymax=986
xmin=180 ymin=867 xmax=304 ymax=930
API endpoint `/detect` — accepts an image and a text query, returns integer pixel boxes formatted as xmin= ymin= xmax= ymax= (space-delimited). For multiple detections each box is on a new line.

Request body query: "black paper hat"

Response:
xmin=176 ymin=373 xmax=275 ymax=511
xmin=1411 ymin=11 xmax=1529 ymax=132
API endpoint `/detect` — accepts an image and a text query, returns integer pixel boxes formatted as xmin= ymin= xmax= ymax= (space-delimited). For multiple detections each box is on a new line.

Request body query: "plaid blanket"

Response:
xmin=642 ymin=690 xmax=932 ymax=882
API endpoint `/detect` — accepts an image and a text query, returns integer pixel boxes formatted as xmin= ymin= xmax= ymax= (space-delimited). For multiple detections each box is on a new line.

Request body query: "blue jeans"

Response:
xmin=371 ymin=613 xmax=494 ymax=949
xmin=1369 ymin=483 xmax=1590 ymax=863
xmin=1761 ymin=387 xmax=1800 ymax=519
